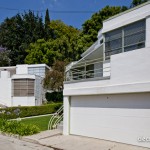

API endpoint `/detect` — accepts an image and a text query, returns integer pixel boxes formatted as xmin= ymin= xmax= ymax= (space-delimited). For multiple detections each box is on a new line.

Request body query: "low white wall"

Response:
xmin=0 ymin=71 xmax=12 ymax=106
xmin=12 ymin=97 xmax=35 ymax=106
xmin=16 ymin=65 xmax=28 ymax=74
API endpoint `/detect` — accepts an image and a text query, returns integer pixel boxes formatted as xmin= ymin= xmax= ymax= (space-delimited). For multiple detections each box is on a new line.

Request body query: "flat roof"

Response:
xmin=103 ymin=1 xmax=150 ymax=23
xmin=27 ymin=64 xmax=50 ymax=69
xmin=0 ymin=66 xmax=16 ymax=70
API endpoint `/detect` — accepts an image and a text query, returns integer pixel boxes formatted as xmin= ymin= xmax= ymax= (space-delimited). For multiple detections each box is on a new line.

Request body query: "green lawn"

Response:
xmin=21 ymin=115 xmax=52 ymax=131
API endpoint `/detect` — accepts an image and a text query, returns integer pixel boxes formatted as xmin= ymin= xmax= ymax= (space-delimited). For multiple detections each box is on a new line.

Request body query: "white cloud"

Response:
xmin=41 ymin=0 xmax=59 ymax=8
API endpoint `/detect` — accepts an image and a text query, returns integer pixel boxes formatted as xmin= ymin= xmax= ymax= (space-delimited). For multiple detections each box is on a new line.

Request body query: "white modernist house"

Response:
xmin=63 ymin=2 xmax=150 ymax=148
xmin=0 ymin=64 xmax=50 ymax=107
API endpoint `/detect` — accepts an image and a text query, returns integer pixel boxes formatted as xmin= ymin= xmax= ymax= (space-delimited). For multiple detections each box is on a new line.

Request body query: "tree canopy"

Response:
xmin=0 ymin=0 xmax=147 ymax=67
xmin=25 ymin=20 xmax=80 ymax=66
xmin=44 ymin=60 xmax=66 ymax=91
xmin=0 ymin=11 xmax=45 ymax=65
xmin=0 ymin=47 xmax=11 ymax=67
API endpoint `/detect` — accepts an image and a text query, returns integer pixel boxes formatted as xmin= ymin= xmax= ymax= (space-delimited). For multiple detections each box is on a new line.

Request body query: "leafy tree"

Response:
xmin=130 ymin=0 xmax=148 ymax=7
xmin=45 ymin=9 xmax=50 ymax=28
xmin=44 ymin=61 xmax=66 ymax=91
xmin=25 ymin=20 xmax=80 ymax=65
xmin=25 ymin=39 xmax=62 ymax=66
xmin=0 ymin=11 xmax=45 ymax=65
xmin=0 ymin=47 xmax=11 ymax=67
xmin=44 ymin=9 xmax=52 ymax=40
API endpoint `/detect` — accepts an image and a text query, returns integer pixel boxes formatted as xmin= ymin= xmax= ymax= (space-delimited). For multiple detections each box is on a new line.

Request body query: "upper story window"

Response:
xmin=28 ymin=67 xmax=45 ymax=77
xmin=105 ymin=19 xmax=146 ymax=59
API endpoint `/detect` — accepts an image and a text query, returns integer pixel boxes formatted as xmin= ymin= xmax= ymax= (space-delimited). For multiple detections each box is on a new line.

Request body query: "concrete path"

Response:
xmin=0 ymin=134 xmax=53 ymax=150
xmin=23 ymin=130 xmax=150 ymax=150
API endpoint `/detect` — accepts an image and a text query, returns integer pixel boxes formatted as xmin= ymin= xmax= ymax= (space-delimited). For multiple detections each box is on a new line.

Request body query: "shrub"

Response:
xmin=46 ymin=92 xmax=63 ymax=102
xmin=0 ymin=119 xmax=40 ymax=136
xmin=0 ymin=103 xmax=62 ymax=119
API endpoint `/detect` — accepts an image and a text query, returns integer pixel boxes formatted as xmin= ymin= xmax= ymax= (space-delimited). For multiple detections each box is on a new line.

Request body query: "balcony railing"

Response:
xmin=65 ymin=57 xmax=111 ymax=82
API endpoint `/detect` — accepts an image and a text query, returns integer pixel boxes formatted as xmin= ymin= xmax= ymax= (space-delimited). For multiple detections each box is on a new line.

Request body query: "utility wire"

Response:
xmin=0 ymin=6 xmax=96 ymax=13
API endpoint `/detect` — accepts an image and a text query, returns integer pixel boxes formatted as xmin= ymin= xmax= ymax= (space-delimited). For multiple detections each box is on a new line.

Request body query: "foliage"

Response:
xmin=0 ymin=103 xmax=62 ymax=119
xmin=130 ymin=0 xmax=148 ymax=7
xmin=0 ymin=47 xmax=11 ymax=66
xmin=25 ymin=20 xmax=80 ymax=65
xmin=45 ymin=92 xmax=63 ymax=102
xmin=45 ymin=9 xmax=50 ymax=28
xmin=0 ymin=1 xmax=146 ymax=67
xmin=21 ymin=115 xmax=53 ymax=131
xmin=0 ymin=11 xmax=45 ymax=65
xmin=44 ymin=9 xmax=51 ymax=40
xmin=0 ymin=119 xmax=40 ymax=136
xmin=44 ymin=60 xmax=66 ymax=91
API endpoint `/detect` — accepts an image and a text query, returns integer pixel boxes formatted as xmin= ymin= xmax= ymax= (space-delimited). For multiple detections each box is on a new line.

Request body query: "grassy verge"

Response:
xmin=21 ymin=115 xmax=53 ymax=131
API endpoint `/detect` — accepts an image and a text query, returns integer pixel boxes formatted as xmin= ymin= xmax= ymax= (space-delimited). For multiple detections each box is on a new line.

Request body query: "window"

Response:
xmin=124 ymin=20 xmax=145 ymax=51
xmin=105 ymin=19 xmax=146 ymax=59
xmin=28 ymin=67 xmax=45 ymax=77
xmin=100 ymin=39 xmax=103 ymax=44
xmin=105 ymin=28 xmax=122 ymax=59
xmin=12 ymin=79 xmax=34 ymax=97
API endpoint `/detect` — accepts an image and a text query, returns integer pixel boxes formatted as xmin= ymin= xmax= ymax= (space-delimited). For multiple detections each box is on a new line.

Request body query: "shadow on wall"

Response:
xmin=71 ymin=93 xmax=150 ymax=109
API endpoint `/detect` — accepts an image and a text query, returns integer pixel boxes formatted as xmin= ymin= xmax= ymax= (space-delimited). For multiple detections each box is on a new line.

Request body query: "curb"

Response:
xmin=0 ymin=131 xmax=22 ymax=139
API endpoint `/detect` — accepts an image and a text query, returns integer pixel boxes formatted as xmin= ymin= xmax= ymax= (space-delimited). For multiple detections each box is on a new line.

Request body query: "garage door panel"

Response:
xmin=70 ymin=93 xmax=150 ymax=148
xmin=71 ymin=114 xmax=150 ymax=133
xmin=71 ymin=94 xmax=150 ymax=109
xmin=71 ymin=107 xmax=150 ymax=118
xmin=71 ymin=126 xmax=150 ymax=148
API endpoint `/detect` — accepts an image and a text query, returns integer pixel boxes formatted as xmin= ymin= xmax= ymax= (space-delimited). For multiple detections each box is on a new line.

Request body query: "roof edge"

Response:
xmin=103 ymin=1 xmax=150 ymax=23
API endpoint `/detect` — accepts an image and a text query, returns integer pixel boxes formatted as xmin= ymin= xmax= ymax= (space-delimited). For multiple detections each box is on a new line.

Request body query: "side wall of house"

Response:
xmin=12 ymin=97 xmax=35 ymax=106
xmin=0 ymin=71 xmax=12 ymax=106
xmin=34 ymin=76 xmax=43 ymax=106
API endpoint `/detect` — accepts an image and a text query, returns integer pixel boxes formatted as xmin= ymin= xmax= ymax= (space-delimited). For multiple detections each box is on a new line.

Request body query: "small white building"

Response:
xmin=0 ymin=64 xmax=50 ymax=107
xmin=63 ymin=2 xmax=150 ymax=148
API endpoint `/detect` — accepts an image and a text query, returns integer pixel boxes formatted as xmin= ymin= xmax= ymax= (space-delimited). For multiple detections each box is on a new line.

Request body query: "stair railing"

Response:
xmin=48 ymin=105 xmax=63 ymax=130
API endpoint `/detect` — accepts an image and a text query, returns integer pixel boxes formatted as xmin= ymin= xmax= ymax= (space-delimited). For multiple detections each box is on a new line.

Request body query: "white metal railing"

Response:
xmin=65 ymin=57 xmax=111 ymax=82
xmin=48 ymin=105 xmax=63 ymax=130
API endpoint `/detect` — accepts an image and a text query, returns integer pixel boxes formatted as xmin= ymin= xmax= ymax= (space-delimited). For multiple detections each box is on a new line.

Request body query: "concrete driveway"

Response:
xmin=23 ymin=130 xmax=150 ymax=150
xmin=0 ymin=134 xmax=53 ymax=150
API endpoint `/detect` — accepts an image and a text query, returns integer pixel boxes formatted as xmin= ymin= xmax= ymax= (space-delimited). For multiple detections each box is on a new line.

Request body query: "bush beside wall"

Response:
xmin=46 ymin=92 xmax=63 ymax=103
xmin=0 ymin=103 xmax=62 ymax=119
xmin=0 ymin=119 xmax=40 ymax=136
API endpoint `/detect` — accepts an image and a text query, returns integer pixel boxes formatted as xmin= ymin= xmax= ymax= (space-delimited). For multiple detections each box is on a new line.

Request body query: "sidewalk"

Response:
xmin=23 ymin=130 xmax=150 ymax=150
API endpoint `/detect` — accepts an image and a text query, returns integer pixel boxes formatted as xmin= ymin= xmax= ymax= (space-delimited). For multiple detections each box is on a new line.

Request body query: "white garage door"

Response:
xmin=70 ymin=93 xmax=150 ymax=148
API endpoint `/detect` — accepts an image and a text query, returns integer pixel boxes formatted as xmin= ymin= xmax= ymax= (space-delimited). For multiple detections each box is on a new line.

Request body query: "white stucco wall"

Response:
xmin=102 ymin=2 xmax=150 ymax=33
xmin=146 ymin=16 xmax=150 ymax=48
xmin=0 ymin=71 xmax=12 ymax=106
xmin=63 ymin=96 xmax=70 ymax=135
xmin=12 ymin=97 xmax=35 ymax=106
xmin=35 ymin=76 xmax=43 ymax=106
xmin=16 ymin=65 xmax=28 ymax=74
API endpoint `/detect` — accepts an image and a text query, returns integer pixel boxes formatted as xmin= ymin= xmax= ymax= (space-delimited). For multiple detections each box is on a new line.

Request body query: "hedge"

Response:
xmin=0 ymin=103 xmax=62 ymax=119
xmin=46 ymin=92 xmax=63 ymax=102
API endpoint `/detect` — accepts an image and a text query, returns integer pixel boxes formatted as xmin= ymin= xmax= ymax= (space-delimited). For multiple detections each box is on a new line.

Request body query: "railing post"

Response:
xmin=84 ymin=62 xmax=86 ymax=79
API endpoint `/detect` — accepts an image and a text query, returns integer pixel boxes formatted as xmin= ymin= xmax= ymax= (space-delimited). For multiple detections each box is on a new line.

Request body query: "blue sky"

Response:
xmin=0 ymin=0 xmax=132 ymax=29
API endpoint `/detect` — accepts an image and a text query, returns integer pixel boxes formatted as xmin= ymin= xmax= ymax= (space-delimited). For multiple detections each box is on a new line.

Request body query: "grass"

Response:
xmin=21 ymin=115 xmax=52 ymax=131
